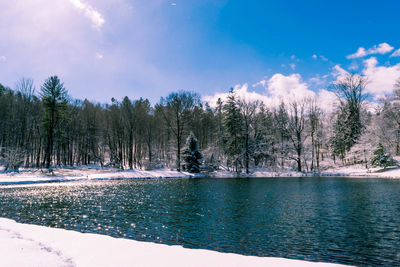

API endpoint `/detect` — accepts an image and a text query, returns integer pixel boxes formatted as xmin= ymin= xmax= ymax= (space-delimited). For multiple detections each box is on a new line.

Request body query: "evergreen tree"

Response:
xmin=371 ymin=143 xmax=396 ymax=168
xmin=183 ymin=132 xmax=202 ymax=173
xmin=331 ymin=74 xmax=366 ymax=160
xmin=40 ymin=76 xmax=68 ymax=169
xmin=223 ymin=91 xmax=243 ymax=172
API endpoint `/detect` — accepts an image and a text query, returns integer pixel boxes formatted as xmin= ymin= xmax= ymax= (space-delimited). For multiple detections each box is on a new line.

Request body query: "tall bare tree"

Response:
xmin=288 ymin=101 xmax=307 ymax=172
xmin=237 ymin=98 xmax=259 ymax=174
xmin=159 ymin=91 xmax=200 ymax=171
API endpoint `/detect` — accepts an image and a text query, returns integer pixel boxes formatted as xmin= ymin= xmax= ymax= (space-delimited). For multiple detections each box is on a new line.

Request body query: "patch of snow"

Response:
xmin=0 ymin=218 xmax=344 ymax=267
xmin=319 ymin=164 xmax=400 ymax=178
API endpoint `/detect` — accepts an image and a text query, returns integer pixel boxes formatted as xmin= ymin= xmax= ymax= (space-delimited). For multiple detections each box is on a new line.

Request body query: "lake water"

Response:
xmin=0 ymin=177 xmax=400 ymax=265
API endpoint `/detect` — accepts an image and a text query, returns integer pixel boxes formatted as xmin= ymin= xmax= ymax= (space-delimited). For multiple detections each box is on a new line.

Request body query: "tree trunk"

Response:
xmin=245 ymin=131 xmax=249 ymax=174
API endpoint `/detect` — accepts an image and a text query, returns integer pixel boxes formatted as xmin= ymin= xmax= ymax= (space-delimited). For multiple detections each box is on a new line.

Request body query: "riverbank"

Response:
xmin=0 ymin=164 xmax=399 ymax=185
xmin=0 ymin=167 xmax=191 ymax=185
xmin=235 ymin=164 xmax=400 ymax=179
xmin=0 ymin=218 xmax=344 ymax=267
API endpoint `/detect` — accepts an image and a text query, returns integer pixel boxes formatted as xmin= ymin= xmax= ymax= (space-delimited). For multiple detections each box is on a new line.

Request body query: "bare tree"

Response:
xmin=288 ymin=101 xmax=307 ymax=172
xmin=159 ymin=91 xmax=200 ymax=171
xmin=237 ymin=98 xmax=259 ymax=174
xmin=308 ymin=98 xmax=323 ymax=171
xmin=15 ymin=78 xmax=35 ymax=99
xmin=379 ymin=77 xmax=400 ymax=155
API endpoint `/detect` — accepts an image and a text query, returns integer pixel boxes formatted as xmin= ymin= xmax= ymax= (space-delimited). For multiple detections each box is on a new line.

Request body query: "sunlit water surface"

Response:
xmin=1 ymin=177 xmax=400 ymax=265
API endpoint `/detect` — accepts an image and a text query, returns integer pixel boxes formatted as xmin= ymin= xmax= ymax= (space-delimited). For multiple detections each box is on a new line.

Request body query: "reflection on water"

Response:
xmin=1 ymin=177 xmax=400 ymax=265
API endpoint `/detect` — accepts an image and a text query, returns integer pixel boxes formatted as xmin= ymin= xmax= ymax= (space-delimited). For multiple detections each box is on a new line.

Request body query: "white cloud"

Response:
xmin=329 ymin=57 xmax=400 ymax=100
xmin=0 ymin=56 xmax=6 ymax=62
xmin=96 ymin=52 xmax=104 ymax=59
xmin=320 ymin=55 xmax=328 ymax=61
xmin=312 ymin=54 xmax=328 ymax=61
xmin=265 ymin=74 xmax=338 ymax=112
xmin=170 ymin=2 xmax=177 ymax=6
xmin=309 ymin=76 xmax=325 ymax=86
xmin=332 ymin=64 xmax=349 ymax=81
xmin=348 ymin=62 xmax=359 ymax=71
xmin=373 ymin=43 xmax=394 ymax=54
xmin=202 ymin=83 xmax=269 ymax=107
xmin=267 ymin=73 xmax=315 ymax=103
xmin=289 ymin=63 xmax=296 ymax=70
xmin=252 ymin=80 xmax=266 ymax=88
xmin=203 ymin=73 xmax=338 ymax=112
xmin=362 ymin=57 xmax=400 ymax=99
xmin=69 ymin=0 xmax=105 ymax=29
xmin=347 ymin=42 xmax=394 ymax=59
xmin=234 ymin=84 xmax=270 ymax=103
xmin=317 ymin=89 xmax=338 ymax=113
xmin=347 ymin=47 xmax=367 ymax=59
xmin=390 ymin=49 xmax=400 ymax=57
xmin=203 ymin=73 xmax=336 ymax=110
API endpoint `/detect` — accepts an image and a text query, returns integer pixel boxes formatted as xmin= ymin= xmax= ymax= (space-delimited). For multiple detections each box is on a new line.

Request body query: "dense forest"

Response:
xmin=0 ymin=74 xmax=399 ymax=173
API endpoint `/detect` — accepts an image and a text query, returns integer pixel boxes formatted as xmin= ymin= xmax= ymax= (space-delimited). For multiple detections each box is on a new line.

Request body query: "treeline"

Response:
xmin=0 ymin=74 xmax=399 ymax=172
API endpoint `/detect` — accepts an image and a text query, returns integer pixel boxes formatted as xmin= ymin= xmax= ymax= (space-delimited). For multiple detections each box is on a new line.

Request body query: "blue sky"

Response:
xmin=1 ymin=0 xmax=400 ymax=105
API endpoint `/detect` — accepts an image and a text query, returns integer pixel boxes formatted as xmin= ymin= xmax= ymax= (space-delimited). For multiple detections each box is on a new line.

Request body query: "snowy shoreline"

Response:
xmin=0 ymin=165 xmax=400 ymax=185
xmin=0 ymin=218 xmax=345 ymax=267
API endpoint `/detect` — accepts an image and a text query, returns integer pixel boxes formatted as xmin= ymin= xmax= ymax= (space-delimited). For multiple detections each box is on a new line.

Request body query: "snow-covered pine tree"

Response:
xmin=223 ymin=91 xmax=243 ymax=172
xmin=371 ymin=143 xmax=396 ymax=168
xmin=183 ymin=132 xmax=202 ymax=173
xmin=331 ymin=74 xmax=367 ymax=161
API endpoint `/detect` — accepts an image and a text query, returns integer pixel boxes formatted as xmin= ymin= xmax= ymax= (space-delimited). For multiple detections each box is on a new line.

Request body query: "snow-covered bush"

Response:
xmin=371 ymin=143 xmax=397 ymax=168
xmin=1 ymin=148 xmax=24 ymax=171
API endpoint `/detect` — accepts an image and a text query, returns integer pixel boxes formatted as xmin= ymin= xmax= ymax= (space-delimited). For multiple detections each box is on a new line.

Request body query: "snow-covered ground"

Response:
xmin=319 ymin=164 xmax=400 ymax=178
xmin=0 ymin=167 xmax=191 ymax=185
xmin=0 ymin=218 xmax=345 ymax=267
xmin=200 ymin=165 xmax=400 ymax=179
xmin=1 ymin=164 xmax=400 ymax=185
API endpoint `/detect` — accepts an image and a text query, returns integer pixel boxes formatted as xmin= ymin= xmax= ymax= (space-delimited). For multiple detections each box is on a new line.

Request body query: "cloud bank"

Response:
xmin=203 ymin=73 xmax=338 ymax=113
xmin=362 ymin=57 xmax=400 ymax=99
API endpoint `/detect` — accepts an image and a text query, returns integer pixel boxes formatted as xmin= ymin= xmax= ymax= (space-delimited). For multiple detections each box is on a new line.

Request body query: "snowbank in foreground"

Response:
xmin=0 ymin=218 xmax=344 ymax=267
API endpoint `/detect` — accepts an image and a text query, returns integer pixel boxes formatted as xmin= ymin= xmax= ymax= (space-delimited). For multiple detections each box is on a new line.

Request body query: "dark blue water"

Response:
xmin=1 ymin=177 xmax=400 ymax=265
